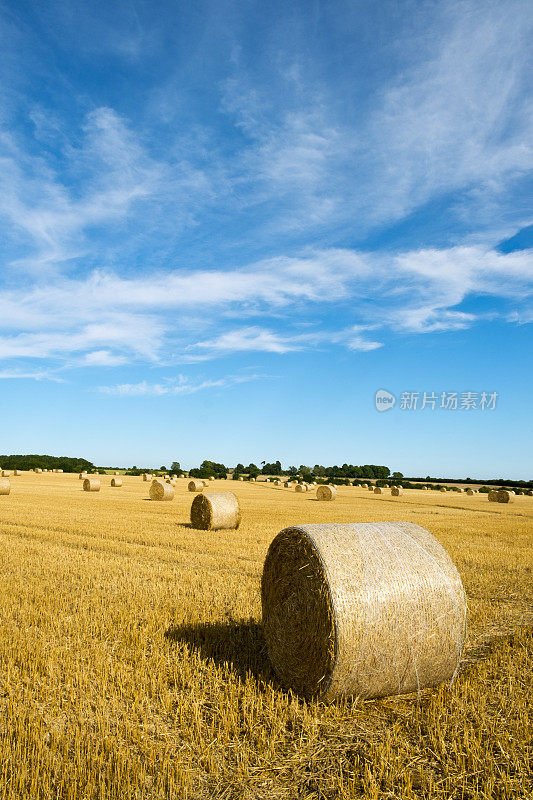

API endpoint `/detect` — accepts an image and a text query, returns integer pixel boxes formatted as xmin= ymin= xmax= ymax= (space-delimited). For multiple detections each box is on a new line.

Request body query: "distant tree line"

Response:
xmin=0 ymin=454 xmax=94 ymax=472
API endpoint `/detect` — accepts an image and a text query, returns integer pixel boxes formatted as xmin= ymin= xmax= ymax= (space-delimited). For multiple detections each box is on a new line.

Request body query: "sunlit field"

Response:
xmin=0 ymin=473 xmax=531 ymax=799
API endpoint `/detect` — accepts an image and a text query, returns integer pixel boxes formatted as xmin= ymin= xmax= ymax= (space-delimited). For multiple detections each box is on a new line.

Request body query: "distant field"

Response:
xmin=0 ymin=474 xmax=531 ymax=799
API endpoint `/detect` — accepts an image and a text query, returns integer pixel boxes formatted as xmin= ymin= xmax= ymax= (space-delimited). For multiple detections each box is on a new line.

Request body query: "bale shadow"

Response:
xmin=164 ymin=619 xmax=275 ymax=684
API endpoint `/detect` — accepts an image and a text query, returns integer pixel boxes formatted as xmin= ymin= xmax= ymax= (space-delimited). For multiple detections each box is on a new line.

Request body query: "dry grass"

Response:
xmin=0 ymin=475 xmax=531 ymax=799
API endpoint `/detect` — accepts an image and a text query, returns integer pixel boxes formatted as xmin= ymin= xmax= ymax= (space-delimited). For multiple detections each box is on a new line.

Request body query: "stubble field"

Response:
xmin=0 ymin=474 xmax=531 ymax=800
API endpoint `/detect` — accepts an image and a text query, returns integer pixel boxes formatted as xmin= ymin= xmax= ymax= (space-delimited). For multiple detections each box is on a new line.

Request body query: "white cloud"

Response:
xmin=98 ymin=372 xmax=271 ymax=396
xmin=83 ymin=350 xmax=128 ymax=366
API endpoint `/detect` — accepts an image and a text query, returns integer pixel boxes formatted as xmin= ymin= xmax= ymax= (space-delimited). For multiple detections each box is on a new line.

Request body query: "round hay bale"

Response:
xmin=149 ymin=481 xmax=174 ymax=501
xmin=374 ymin=487 xmax=383 ymax=494
xmin=525 ymin=489 xmax=533 ymax=496
xmin=239 ymin=477 xmax=244 ymax=481
xmin=78 ymin=473 xmax=87 ymax=480
xmin=295 ymin=484 xmax=307 ymax=493
xmin=0 ymin=478 xmax=10 ymax=495
xmin=142 ymin=474 xmax=152 ymax=482
xmin=35 ymin=468 xmax=42 ymax=474
xmin=391 ymin=487 xmax=403 ymax=496
xmin=261 ymin=522 xmax=466 ymax=701
xmin=488 ymin=490 xmax=499 ymax=502
xmin=83 ymin=478 xmax=100 ymax=492
xmin=111 ymin=477 xmax=122 ymax=487
xmin=382 ymin=483 xmax=389 ymax=488
xmin=274 ymin=480 xmax=281 ymax=486
xmin=13 ymin=469 xmax=21 ymax=476
xmin=440 ymin=487 xmax=447 ymax=492
xmin=317 ymin=485 xmax=337 ymax=501
xmin=114 ymin=471 xmax=120 ymax=475
xmin=368 ymin=486 xmax=374 ymax=492
xmin=466 ymin=489 xmax=475 ymax=496
xmin=209 ymin=476 xmax=215 ymax=481
xmin=249 ymin=477 xmax=256 ymax=482
xmin=1 ymin=470 xmax=11 ymax=477
xmin=190 ymin=491 xmax=241 ymax=530
xmin=497 ymin=490 xmax=514 ymax=503
xmin=188 ymin=480 xmax=204 ymax=493
xmin=457 ymin=488 xmax=464 ymax=493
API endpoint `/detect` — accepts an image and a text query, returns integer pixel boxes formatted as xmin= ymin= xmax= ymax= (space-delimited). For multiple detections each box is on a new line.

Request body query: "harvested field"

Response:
xmin=0 ymin=473 xmax=531 ymax=799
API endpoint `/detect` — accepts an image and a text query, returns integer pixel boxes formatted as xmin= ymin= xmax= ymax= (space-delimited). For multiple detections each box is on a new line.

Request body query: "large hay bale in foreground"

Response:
xmin=190 ymin=492 xmax=241 ymax=530
xmin=497 ymin=490 xmax=514 ymax=503
xmin=391 ymin=487 xmax=403 ymax=496
xmin=83 ymin=478 xmax=100 ymax=492
xmin=374 ymin=487 xmax=383 ymax=495
xmin=317 ymin=485 xmax=337 ymax=501
xmin=111 ymin=477 xmax=122 ymax=487
xmin=261 ymin=522 xmax=466 ymax=702
xmin=0 ymin=478 xmax=10 ymax=495
xmin=149 ymin=481 xmax=174 ymax=501
xmin=188 ymin=480 xmax=204 ymax=493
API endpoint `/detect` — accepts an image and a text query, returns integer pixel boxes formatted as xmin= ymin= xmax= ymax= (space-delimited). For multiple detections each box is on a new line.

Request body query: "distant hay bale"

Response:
xmin=142 ymin=474 xmax=153 ymax=482
xmin=188 ymin=480 xmax=204 ymax=493
xmin=440 ymin=487 xmax=447 ymax=492
xmin=525 ymin=490 xmax=533 ymax=496
xmin=488 ymin=490 xmax=500 ymax=502
xmin=368 ymin=486 xmax=374 ymax=492
xmin=190 ymin=491 xmax=241 ymax=530
xmin=374 ymin=487 xmax=383 ymax=494
xmin=295 ymin=484 xmax=307 ymax=493
xmin=83 ymin=478 xmax=100 ymax=492
xmin=35 ymin=468 xmax=42 ymax=474
xmin=466 ymin=489 xmax=475 ymax=495
xmin=0 ymin=478 xmax=10 ymax=495
xmin=114 ymin=471 xmax=120 ymax=475
xmin=249 ymin=477 xmax=256 ymax=482
xmin=274 ymin=480 xmax=281 ymax=486
xmin=13 ymin=470 xmax=21 ymax=476
xmin=391 ymin=487 xmax=403 ymax=496
xmin=209 ymin=476 xmax=215 ymax=481
xmin=422 ymin=487 xmax=429 ymax=490
xmin=317 ymin=485 xmax=337 ymax=501
xmin=497 ymin=490 xmax=514 ymax=503
xmin=261 ymin=522 xmax=466 ymax=702
xmin=78 ymin=473 xmax=87 ymax=480
xmin=361 ymin=483 xmax=367 ymax=488
xmin=149 ymin=481 xmax=174 ymax=501
xmin=382 ymin=483 xmax=389 ymax=488
xmin=239 ymin=477 xmax=244 ymax=481
xmin=1 ymin=470 xmax=11 ymax=477
xmin=110 ymin=477 xmax=122 ymax=487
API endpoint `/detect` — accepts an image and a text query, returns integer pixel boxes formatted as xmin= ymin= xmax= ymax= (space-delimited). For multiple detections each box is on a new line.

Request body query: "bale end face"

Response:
xmin=188 ymin=480 xmax=204 ymax=493
xmin=262 ymin=522 xmax=466 ymax=702
xmin=391 ymin=487 xmax=403 ymax=496
xmin=190 ymin=492 xmax=241 ymax=530
xmin=111 ymin=477 xmax=123 ymax=487
xmin=374 ymin=487 xmax=383 ymax=494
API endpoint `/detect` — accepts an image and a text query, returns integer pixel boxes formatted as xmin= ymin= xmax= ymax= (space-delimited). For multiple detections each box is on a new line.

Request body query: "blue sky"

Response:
xmin=0 ymin=0 xmax=531 ymax=478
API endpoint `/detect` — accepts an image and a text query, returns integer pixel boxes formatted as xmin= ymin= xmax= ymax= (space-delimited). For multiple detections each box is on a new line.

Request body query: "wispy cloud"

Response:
xmin=98 ymin=372 xmax=272 ymax=396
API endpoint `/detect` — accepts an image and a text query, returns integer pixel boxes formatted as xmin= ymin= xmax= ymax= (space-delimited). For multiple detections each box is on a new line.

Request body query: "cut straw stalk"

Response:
xmin=190 ymin=492 xmax=241 ymax=530
xmin=261 ymin=522 xmax=466 ymax=702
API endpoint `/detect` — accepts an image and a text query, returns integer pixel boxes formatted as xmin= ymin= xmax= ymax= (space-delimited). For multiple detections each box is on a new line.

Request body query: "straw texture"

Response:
xmin=466 ymin=489 xmax=475 ymax=495
xmin=83 ymin=478 xmax=100 ymax=492
xmin=374 ymin=487 xmax=383 ymax=495
xmin=295 ymin=484 xmax=307 ymax=493
xmin=188 ymin=480 xmax=204 ymax=493
xmin=111 ymin=478 xmax=122 ymax=487
xmin=488 ymin=490 xmax=499 ymax=502
xmin=317 ymin=485 xmax=337 ymax=501
xmin=391 ymin=487 xmax=403 ymax=496
xmin=13 ymin=470 xmax=21 ymax=476
xmin=149 ymin=481 xmax=174 ymax=501
xmin=0 ymin=478 xmax=10 ymax=495
xmin=190 ymin=492 xmax=241 ymax=530
xmin=262 ymin=522 xmax=466 ymax=702
xmin=1 ymin=470 xmax=11 ymax=477
xmin=368 ymin=486 xmax=374 ymax=492
xmin=440 ymin=487 xmax=447 ymax=492
xmin=78 ymin=473 xmax=87 ymax=480
xmin=497 ymin=490 xmax=514 ymax=503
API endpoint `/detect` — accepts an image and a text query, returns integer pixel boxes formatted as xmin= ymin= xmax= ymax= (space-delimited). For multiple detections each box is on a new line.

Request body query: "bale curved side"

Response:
xmin=111 ymin=477 xmax=123 ymax=487
xmin=391 ymin=487 xmax=403 ymax=496
xmin=0 ymin=478 xmax=10 ymax=495
xmin=83 ymin=478 xmax=100 ymax=492
xmin=262 ymin=522 xmax=466 ymax=702
xmin=488 ymin=490 xmax=499 ymax=502
xmin=317 ymin=485 xmax=337 ymax=501
xmin=188 ymin=480 xmax=204 ymax=493
xmin=149 ymin=481 xmax=174 ymax=501
xmin=497 ymin=490 xmax=514 ymax=503
xmin=190 ymin=492 xmax=241 ymax=530
xmin=374 ymin=487 xmax=383 ymax=494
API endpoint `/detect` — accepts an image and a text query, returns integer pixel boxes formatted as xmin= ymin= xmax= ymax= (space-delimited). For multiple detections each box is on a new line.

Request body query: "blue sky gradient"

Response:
xmin=0 ymin=0 xmax=531 ymax=477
